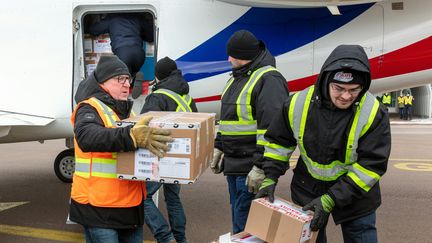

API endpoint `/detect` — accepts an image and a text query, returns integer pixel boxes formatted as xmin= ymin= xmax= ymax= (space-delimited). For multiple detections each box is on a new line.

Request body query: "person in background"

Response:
xmin=89 ymin=13 xmax=154 ymax=98
xmin=404 ymin=93 xmax=414 ymax=120
xmin=397 ymin=93 xmax=405 ymax=120
xmin=253 ymin=45 xmax=391 ymax=243
xmin=70 ymin=55 xmax=172 ymax=243
xmin=210 ymin=30 xmax=290 ymax=233
xmin=141 ymin=57 xmax=197 ymax=243
xmin=382 ymin=92 xmax=391 ymax=107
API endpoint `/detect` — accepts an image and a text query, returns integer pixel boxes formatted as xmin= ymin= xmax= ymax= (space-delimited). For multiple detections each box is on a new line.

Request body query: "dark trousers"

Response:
xmin=398 ymin=107 xmax=404 ymax=119
xmin=405 ymin=105 xmax=412 ymax=120
xmin=114 ymin=46 xmax=145 ymax=77
xmin=144 ymin=182 xmax=186 ymax=243
xmin=316 ymin=212 xmax=377 ymax=243
xmin=226 ymin=175 xmax=255 ymax=234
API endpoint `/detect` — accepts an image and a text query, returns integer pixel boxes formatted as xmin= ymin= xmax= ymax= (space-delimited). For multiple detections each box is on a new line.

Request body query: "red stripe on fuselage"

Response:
xmin=195 ymin=36 xmax=432 ymax=102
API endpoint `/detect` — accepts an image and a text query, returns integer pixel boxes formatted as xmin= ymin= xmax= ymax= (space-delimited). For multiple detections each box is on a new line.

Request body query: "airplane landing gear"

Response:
xmin=54 ymin=148 xmax=74 ymax=183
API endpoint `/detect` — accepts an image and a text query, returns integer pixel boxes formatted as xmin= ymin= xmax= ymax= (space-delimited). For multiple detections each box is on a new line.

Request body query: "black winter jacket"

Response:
xmin=141 ymin=70 xmax=198 ymax=113
xmin=89 ymin=13 xmax=154 ymax=52
xmin=215 ymin=46 xmax=290 ymax=175
xmin=70 ymin=73 xmax=143 ymax=229
xmin=262 ymin=45 xmax=391 ymax=224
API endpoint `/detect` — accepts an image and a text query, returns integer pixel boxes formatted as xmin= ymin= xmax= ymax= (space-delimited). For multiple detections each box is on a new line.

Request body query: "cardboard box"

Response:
xmin=213 ymin=232 xmax=265 ymax=243
xmin=83 ymin=34 xmax=93 ymax=53
xmin=93 ymin=34 xmax=112 ymax=53
xmin=116 ymin=111 xmax=215 ymax=184
xmin=245 ymin=197 xmax=318 ymax=243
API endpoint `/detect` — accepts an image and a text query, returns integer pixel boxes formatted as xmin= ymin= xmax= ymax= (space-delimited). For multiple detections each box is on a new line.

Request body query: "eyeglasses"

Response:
xmin=116 ymin=75 xmax=132 ymax=85
xmin=330 ymin=83 xmax=363 ymax=96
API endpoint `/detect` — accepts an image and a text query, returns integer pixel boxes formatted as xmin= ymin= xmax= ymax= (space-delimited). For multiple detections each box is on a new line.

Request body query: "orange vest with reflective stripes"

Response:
xmin=70 ymin=97 xmax=145 ymax=208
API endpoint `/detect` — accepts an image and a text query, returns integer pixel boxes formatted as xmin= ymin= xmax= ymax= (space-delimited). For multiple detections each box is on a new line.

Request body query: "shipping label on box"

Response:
xmin=93 ymin=34 xmax=112 ymax=53
xmin=245 ymin=197 xmax=317 ymax=243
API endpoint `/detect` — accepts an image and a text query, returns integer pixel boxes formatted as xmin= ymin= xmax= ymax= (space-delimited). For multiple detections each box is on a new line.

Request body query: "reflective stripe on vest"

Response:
xmin=264 ymin=142 xmax=296 ymax=162
xmin=72 ymin=97 xmax=119 ymax=179
xmin=289 ymin=86 xmax=381 ymax=192
xmin=382 ymin=94 xmax=391 ymax=104
xmin=153 ymin=89 xmax=193 ymax=112
xmin=219 ymin=65 xmax=277 ymax=136
xmin=405 ymin=96 xmax=413 ymax=105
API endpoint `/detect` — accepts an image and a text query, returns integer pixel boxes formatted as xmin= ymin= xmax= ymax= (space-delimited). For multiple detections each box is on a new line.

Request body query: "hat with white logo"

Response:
xmin=330 ymin=70 xmax=365 ymax=85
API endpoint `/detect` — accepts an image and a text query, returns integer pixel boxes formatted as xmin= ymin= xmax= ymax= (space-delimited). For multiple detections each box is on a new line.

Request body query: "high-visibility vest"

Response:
xmin=397 ymin=96 xmax=405 ymax=108
xmin=264 ymin=86 xmax=381 ymax=192
xmin=70 ymin=97 xmax=145 ymax=208
xmin=382 ymin=94 xmax=391 ymax=105
xmin=404 ymin=96 xmax=413 ymax=105
xmin=153 ymin=88 xmax=193 ymax=112
xmin=219 ymin=65 xmax=277 ymax=146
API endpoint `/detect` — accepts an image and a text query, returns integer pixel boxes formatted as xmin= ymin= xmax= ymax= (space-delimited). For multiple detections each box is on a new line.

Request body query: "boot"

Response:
xmin=132 ymin=72 xmax=144 ymax=99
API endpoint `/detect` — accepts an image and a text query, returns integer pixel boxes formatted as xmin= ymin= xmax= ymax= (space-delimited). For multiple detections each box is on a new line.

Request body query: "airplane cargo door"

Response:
xmin=312 ymin=3 xmax=384 ymax=77
xmin=72 ymin=4 xmax=157 ymax=110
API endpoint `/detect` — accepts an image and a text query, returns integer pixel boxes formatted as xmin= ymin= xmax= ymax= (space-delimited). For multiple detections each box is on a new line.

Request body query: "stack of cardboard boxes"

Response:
xmin=117 ymin=111 xmax=215 ymax=184
xmin=83 ymin=34 xmax=112 ymax=76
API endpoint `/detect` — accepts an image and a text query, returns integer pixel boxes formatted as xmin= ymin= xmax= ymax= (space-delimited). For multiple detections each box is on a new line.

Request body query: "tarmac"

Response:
xmin=0 ymin=118 xmax=431 ymax=242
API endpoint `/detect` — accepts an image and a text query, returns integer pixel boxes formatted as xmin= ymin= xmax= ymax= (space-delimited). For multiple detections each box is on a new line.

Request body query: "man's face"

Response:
xmin=102 ymin=75 xmax=131 ymax=101
xmin=228 ymin=56 xmax=251 ymax=69
xmin=329 ymin=82 xmax=363 ymax=109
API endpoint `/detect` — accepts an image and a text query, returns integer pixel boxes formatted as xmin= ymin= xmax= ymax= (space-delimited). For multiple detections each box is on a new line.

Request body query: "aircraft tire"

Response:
xmin=54 ymin=148 xmax=75 ymax=183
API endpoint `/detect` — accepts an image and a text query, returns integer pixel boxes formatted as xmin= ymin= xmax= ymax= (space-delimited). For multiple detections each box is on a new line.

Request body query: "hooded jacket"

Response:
xmin=141 ymin=70 xmax=198 ymax=113
xmin=216 ymin=45 xmax=290 ymax=175
xmin=262 ymin=45 xmax=391 ymax=224
xmin=70 ymin=73 xmax=144 ymax=229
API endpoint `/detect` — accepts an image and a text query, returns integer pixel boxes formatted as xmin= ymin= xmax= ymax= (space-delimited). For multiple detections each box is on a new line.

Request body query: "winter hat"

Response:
xmin=329 ymin=69 xmax=366 ymax=85
xmin=155 ymin=57 xmax=177 ymax=80
xmin=94 ymin=55 xmax=130 ymax=83
xmin=226 ymin=30 xmax=261 ymax=60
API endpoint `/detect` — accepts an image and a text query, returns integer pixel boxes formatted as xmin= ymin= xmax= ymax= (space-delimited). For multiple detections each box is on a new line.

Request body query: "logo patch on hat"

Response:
xmin=333 ymin=71 xmax=353 ymax=82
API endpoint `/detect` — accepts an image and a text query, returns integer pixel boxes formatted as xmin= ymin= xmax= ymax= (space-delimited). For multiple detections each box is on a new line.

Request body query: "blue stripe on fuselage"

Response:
xmin=177 ymin=3 xmax=374 ymax=82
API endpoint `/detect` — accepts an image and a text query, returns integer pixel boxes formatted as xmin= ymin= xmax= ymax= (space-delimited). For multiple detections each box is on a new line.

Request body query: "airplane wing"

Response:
xmin=0 ymin=111 xmax=55 ymax=126
xmin=217 ymin=0 xmax=385 ymax=8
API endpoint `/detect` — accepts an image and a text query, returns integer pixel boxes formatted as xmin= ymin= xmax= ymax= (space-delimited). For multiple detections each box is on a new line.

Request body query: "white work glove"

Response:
xmin=246 ymin=165 xmax=266 ymax=194
xmin=210 ymin=148 xmax=224 ymax=174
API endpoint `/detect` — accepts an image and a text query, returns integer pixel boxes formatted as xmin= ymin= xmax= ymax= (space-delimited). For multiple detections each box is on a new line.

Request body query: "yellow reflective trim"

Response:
xmin=257 ymin=129 xmax=267 ymax=134
xmin=257 ymin=140 xmax=267 ymax=146
xmin=265 ymin=143 xmax=293 ymax=150
xmin=245 ymin=67 xmax=277 ymax=121
xmin=92 ymin=158 xmax=117 ymax=164
xmin=155 ymin=90 xmax=188 ymax=112
xmin=220 ymin=131 xmax=257 ymax=135
xmin=75 ymin=158 xmax=90 ymax=163
xmin=345 ymin=95 xmax=366 ymax=163
xmin=74 ymin=171 xmax=90 ymax=178
xmin=219 ymin=120 xmax=256 ymax=125
xmin=349 ymin=163 xmax=380 ymax=192
xmin=264 ymin=152 xmax=289 ymax=162
xmin=360 ymin=99 xmax=379 ymax=137
xmin=289 ymin=92 xmax=300 ymax=130
xmin=222 ymin=77 xmax=235 ymax=98
xmin=91 ymin=172 xmax=117 ymax=178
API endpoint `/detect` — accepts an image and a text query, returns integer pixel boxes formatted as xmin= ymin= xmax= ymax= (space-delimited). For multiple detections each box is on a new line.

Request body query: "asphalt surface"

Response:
xmin=0 ymin=122 xmax=431 ymax=243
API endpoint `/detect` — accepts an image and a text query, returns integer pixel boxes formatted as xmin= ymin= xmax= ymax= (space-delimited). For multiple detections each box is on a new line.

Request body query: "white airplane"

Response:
xmin=1 ymin=0 xmax=431 ymax=182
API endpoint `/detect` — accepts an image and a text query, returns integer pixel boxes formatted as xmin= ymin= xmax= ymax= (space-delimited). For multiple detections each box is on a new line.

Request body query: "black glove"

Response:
xmin=302 ymin=194 xmax=335 ymax=231
xmin=255 ymin=178 xmax=276 ymax=203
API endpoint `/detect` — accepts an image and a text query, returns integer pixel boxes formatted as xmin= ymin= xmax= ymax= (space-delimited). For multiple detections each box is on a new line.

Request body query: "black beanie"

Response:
xmin=330 ymin=70 xmax=365 ymax=85
xmin=155 ymin=57 xmax=177 ymax=80
xmin=94 ymin=55 xmax=130 ymax=83
xmin=226 ymin=30 xmax=261 ymax=60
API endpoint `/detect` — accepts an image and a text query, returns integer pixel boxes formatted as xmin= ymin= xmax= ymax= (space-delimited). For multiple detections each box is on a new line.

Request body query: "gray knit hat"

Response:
xmin=94 ymin=55 xmax=130 ymax=83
